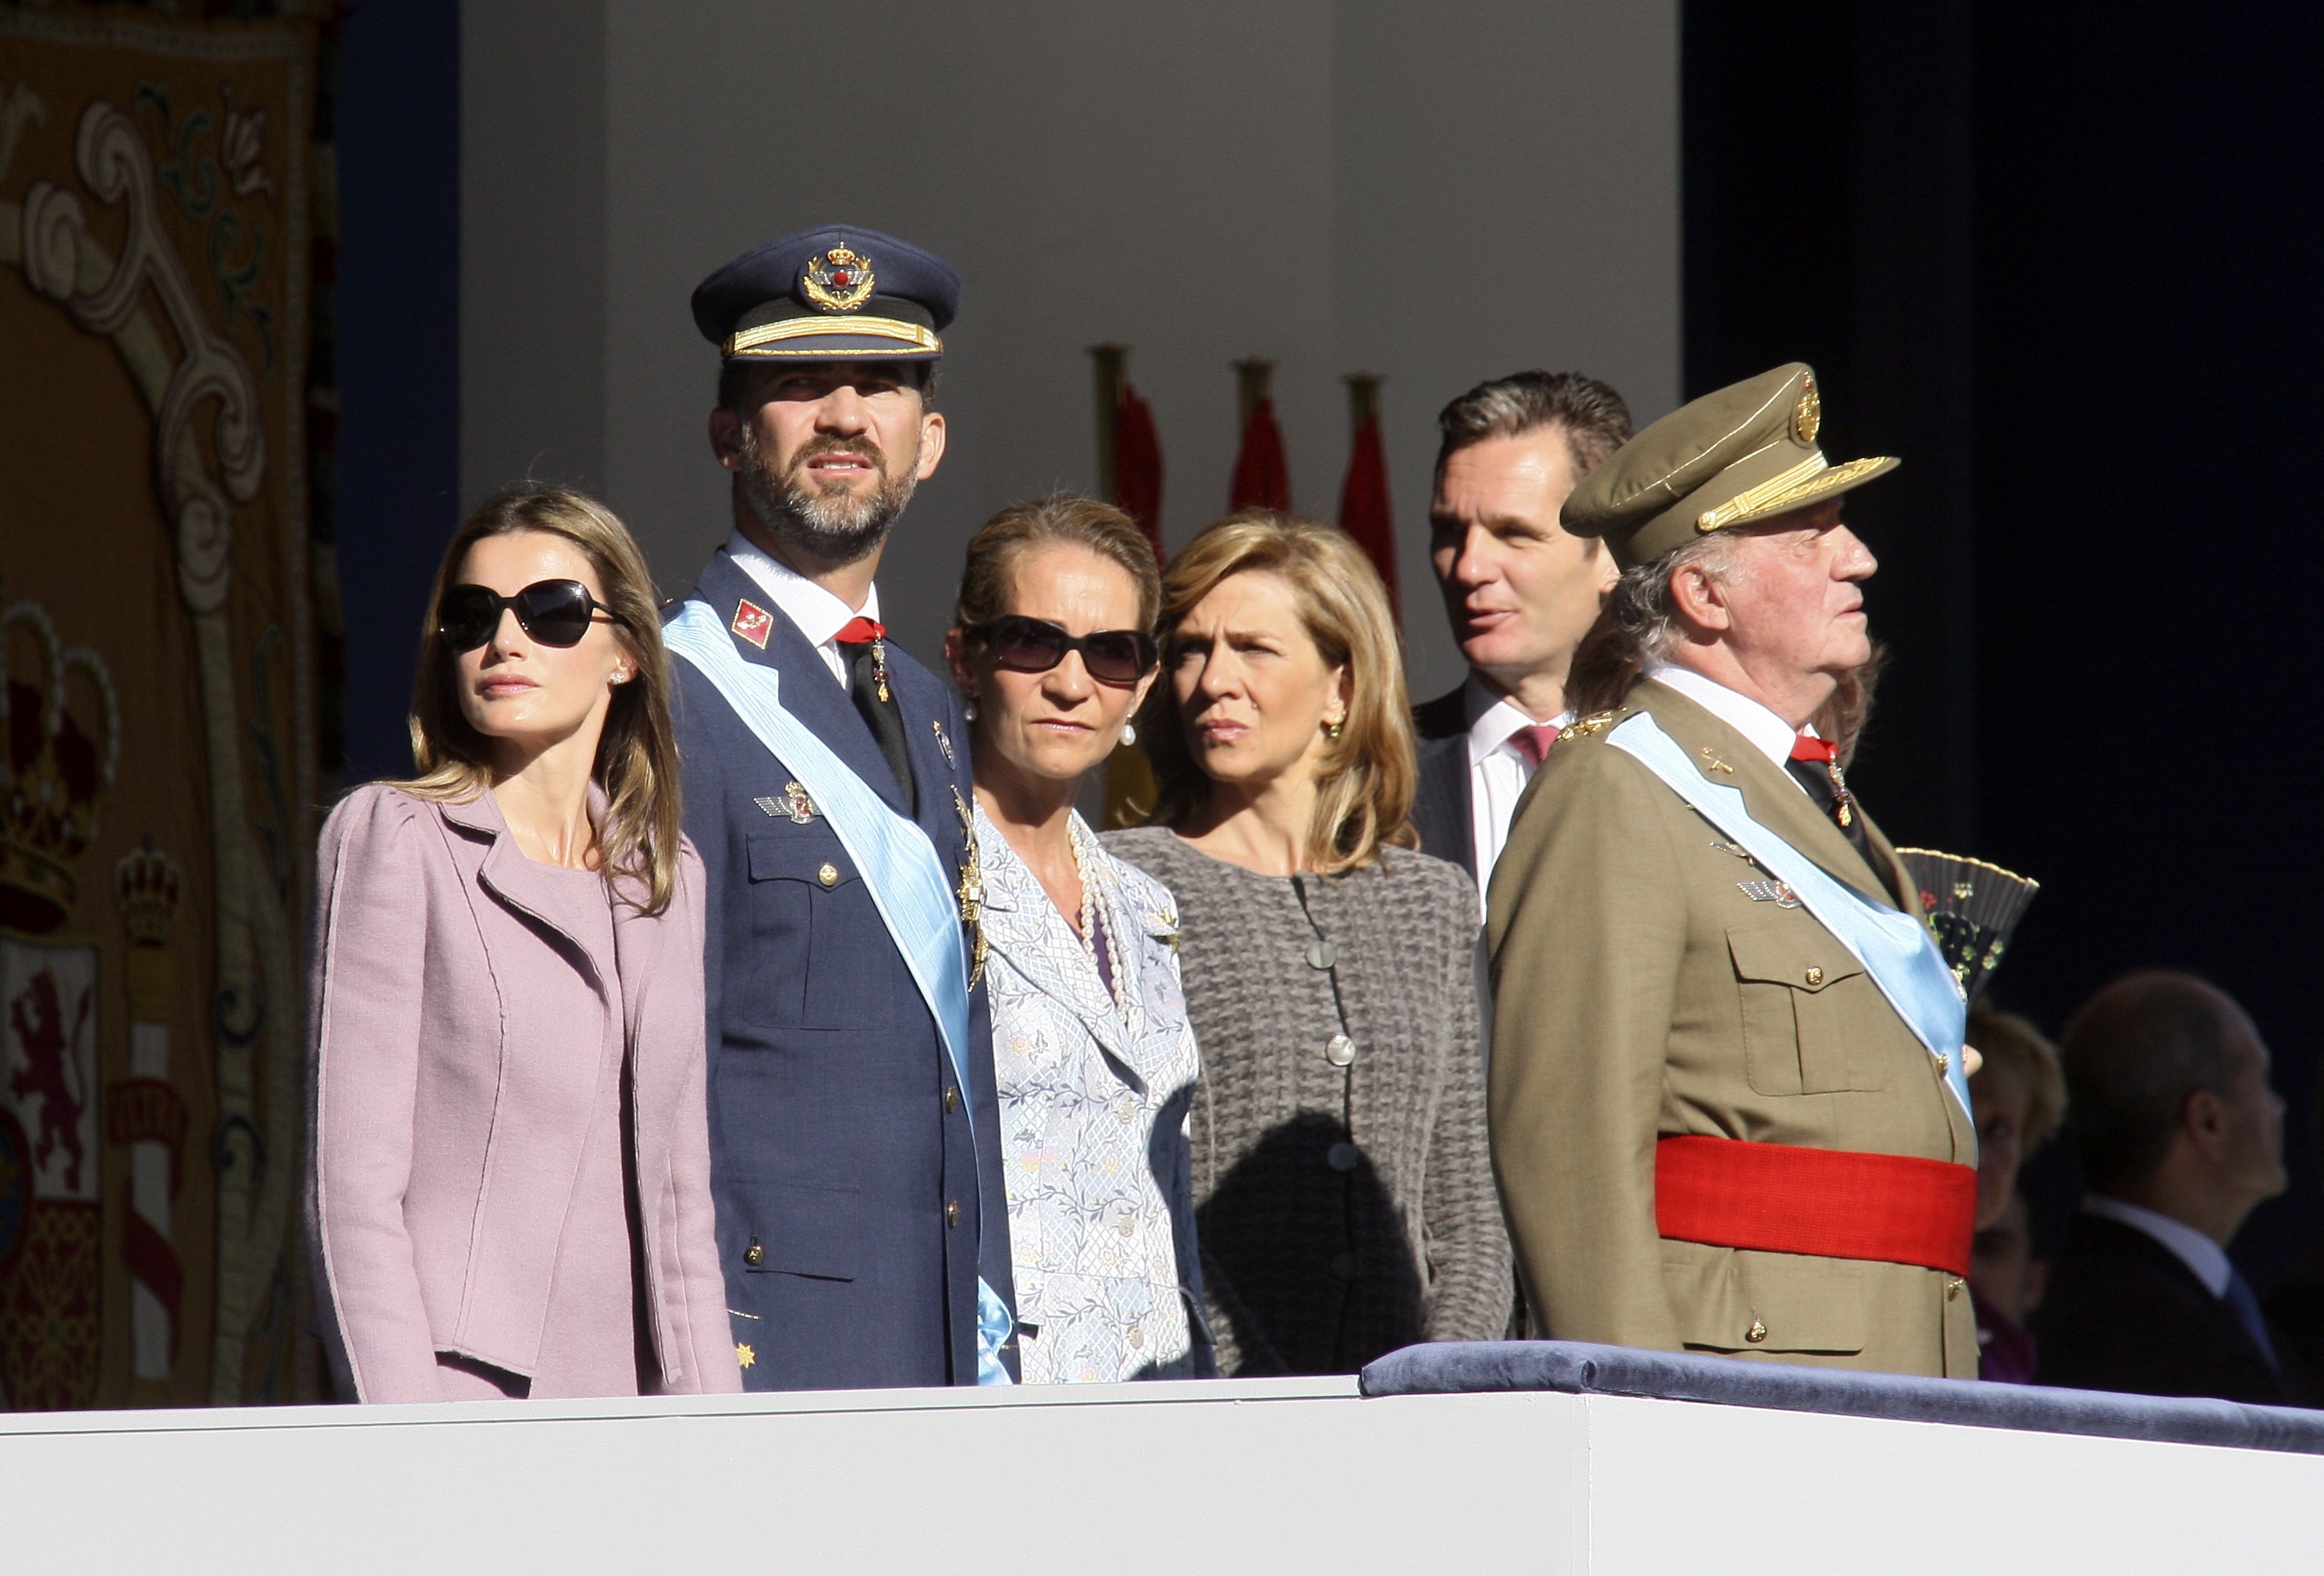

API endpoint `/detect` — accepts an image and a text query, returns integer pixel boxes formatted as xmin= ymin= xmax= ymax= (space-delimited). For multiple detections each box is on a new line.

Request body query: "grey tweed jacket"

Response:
xmin=1103 ymin=830 xmax=1512 ymax=1375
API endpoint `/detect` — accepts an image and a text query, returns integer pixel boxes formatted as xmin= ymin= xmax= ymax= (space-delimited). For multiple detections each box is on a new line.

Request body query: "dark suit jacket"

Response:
xmin=670 ymin=548 xmax=1016 ymax=1390
xmin=1413 ymin=685 xmax=1475 ymax=882
xmin=2034 ymin=1212 xmax=2313 ymax=1407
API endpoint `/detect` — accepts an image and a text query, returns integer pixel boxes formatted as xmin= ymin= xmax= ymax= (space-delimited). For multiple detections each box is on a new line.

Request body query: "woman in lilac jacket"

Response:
xmin=307 ymin=488 xmax=741 ymax=1402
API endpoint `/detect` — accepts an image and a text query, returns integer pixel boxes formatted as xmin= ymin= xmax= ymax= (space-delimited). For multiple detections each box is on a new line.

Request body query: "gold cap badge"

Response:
xmin=1793 ymin=377 xmax=1821 ymax=445
xmin=803 ymin=247 xmax=876 ymax=312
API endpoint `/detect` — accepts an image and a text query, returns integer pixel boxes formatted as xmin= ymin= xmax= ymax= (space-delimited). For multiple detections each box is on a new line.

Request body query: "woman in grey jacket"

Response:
xmin=1107 ymin=511 xmax=1512 ymax=1376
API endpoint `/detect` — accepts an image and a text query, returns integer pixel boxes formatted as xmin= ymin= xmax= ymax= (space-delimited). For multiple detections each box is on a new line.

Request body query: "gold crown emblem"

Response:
xmin=2 ymin=599 xmax=120 ymax=935
xmin=802 ymin=247 xmax=876 ymax=312
xmin=115 ymin=839 xmax=183 ymax=949
xmin=1793 ymin=378 xmax=1821 ymax=445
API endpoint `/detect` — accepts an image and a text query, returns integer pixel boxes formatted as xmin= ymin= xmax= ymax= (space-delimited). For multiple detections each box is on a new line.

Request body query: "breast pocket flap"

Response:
xmin=1726 ymin=925 xmax=1864 ymax=992
xmin=747 ymin=832 xmax=858 ymax=889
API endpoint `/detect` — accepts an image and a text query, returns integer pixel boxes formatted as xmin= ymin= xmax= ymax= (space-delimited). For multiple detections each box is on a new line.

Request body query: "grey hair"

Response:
xmin=1565 ymin=531 xmax=1740 ymax=714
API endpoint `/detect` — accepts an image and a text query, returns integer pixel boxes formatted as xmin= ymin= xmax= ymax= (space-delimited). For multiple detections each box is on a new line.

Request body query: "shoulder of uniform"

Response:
xmin=1555 ymin=707 xmax=1631 ymax=745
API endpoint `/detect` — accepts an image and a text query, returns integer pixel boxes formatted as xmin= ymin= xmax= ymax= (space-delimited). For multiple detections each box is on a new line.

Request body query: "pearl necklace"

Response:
xmin=1068 ymin=818 xmax=1133 ymax=1024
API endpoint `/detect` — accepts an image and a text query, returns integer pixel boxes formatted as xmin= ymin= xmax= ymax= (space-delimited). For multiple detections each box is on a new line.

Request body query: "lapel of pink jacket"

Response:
xmin=435 ymin=788 xmax=618 ymax=1003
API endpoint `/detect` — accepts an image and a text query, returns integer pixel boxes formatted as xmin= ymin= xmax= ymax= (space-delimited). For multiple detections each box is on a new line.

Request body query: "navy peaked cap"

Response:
xmin=691 ymin=224 xmax=959 ymax=363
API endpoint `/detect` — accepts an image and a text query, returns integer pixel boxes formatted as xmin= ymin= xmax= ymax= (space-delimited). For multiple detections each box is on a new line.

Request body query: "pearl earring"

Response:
xmin=1121 ymin=720 xmax=1138 ymax=747
xmin=963 ymin=698 xmax=979 ymax=722
xmin=1327 ymin=715 xmax=1345 ymax=740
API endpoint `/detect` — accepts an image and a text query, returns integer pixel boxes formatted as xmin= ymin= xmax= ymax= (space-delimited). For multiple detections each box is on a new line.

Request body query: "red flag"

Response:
xmin=1229 ymin=397 xmax=1292 ymax=513
xmin=1337 ymin=408 xmax=1397 ymax=616
xmin=1114 ymin=382 xmax=1165 ymax=563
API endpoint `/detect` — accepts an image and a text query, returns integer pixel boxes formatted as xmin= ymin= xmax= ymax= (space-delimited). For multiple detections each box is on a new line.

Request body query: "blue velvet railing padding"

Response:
xmin=1358 ymin=1340 xmax=2324 ymax=1456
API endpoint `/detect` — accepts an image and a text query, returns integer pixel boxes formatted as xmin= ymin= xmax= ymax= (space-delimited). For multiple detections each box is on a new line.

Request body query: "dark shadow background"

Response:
xmin=336 ymin=0 xmax=459 ymax=784
xmin=1686 ymin=0 xmax=2324 ymax=1287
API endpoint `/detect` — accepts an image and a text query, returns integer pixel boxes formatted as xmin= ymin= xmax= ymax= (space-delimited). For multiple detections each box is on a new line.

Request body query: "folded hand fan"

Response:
xmin=1892 ymin=849 xmax=2041 ymax=1004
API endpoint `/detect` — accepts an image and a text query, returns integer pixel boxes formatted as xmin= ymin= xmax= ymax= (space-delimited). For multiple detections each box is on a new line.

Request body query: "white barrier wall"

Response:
xmin=7 ymin=1379 xmax=2312 ymax=1572
xmin=460 ymin=0 xmax=1681 ymax=701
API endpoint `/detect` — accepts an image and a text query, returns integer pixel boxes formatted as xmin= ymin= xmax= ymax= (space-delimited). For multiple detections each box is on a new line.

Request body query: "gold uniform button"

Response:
xmin=943 ymin=1086 xmax=960 ymax=1113
xmin=1745 ymin=1319 xmax=1768 ymax=1344
xmin=1946 ymin=1276 xmax=1965 ymax=1301
xmin=817 ymin=862 xmax=840 ymax=887
xmin=1803 ymin=966 xmax=1825 ymax=987
xmin=1935 ymin=1052 xmax=1951 ymax=1075
xmin=946 ymin=1200 xmax=961 ymax=1228
xmin=744 ymin=1243 xmax=764 ymax=1266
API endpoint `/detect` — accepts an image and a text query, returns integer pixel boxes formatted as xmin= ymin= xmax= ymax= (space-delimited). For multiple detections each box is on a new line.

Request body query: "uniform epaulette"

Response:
xmin=1558 ymin=709 xmax=1624 ymax=744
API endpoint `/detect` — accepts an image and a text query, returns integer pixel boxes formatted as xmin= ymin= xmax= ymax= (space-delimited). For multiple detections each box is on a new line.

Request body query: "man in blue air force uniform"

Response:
xmin=666 ymin=225 xmax=1015 ymax=1389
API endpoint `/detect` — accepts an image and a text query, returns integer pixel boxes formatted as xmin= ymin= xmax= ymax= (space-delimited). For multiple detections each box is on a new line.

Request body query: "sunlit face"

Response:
xmin=953 ymin=545 xmax=1155 ymax=789
xmin=1707 ymin=500 xmax=1878 ymax=690
xmin=450 ymin=531 xmax=631 ymax=768
xmin=1429 ymin=430 xmax=1616 ymax=683
xmin=712 ymin=360 xmax=947 ymax=563
xmin=1973 ymin=1064 xmax=2032 ymax=1232
xmin=1167 ymin=570 xmax=1347 ymax=793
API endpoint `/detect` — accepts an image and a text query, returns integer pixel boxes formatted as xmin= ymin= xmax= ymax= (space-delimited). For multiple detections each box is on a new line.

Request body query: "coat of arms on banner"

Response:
xmin=0 ymin=939 xmax=100 ymax=1408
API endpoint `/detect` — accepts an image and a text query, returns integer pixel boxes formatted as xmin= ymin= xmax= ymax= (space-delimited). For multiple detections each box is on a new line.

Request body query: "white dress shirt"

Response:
xmin=1463 ymin=676 xmax=1570 ymax=912
xmin=1642 ymin=661 xmax=1812 ymax=775
xmin=727 ymin=528 xmax=881 ymax=689
xmin=2082 ymin=1194 xmax=2233 ymax=1297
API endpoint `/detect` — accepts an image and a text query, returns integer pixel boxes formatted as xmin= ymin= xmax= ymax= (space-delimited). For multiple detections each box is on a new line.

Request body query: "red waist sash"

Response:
xmin=1654 ymin=1134 xmax=1975 ymax=1276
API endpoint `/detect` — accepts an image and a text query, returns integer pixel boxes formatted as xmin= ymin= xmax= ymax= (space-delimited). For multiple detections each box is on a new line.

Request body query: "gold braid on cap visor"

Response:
xmin=724 ymin=314 xmax=941 ymax=357
xmin=1693 ymin=452 xmax=1895 ymax=533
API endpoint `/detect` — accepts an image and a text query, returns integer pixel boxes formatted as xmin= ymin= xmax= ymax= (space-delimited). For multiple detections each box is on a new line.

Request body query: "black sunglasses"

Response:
xmin=970 ymin=616 xmax=1158 ymax=686
xmin=439 ymin=580 xmax=628 ymax=651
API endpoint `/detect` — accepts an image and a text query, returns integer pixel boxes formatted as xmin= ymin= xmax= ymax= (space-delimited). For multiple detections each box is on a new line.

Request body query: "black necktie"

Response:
xmin=839 ymin=637 xmax=915 ymax=815
xmin=1785 ymin=740 xmax=1871 ymax=863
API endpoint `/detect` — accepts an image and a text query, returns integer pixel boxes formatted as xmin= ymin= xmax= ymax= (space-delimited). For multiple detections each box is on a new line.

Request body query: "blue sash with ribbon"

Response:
xmin=665 ymin=599 xmax=1015 ymax=1384
xmin=1605 ymin=711 xmax=1974 ymax=1132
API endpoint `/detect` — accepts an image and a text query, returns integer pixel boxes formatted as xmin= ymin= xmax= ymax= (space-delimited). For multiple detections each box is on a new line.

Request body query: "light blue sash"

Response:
xmin=1606 ymin=712 xmax=1973 ymax=1131
xmin=666 ymin=600 xmax=1015 ymax=1383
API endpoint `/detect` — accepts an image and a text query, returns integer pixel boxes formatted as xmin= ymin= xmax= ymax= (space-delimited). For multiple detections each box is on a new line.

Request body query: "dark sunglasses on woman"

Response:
xmin=972 ymin=615 xmax=1158 ymax=686
xmin=438 ymin=580 xmax=628 ymax=652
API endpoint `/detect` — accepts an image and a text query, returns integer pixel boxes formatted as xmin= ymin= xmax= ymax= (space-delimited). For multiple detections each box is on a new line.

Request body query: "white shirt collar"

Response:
xmin=1463 ymin=674 xmax=1570 ymax=766
xmin=1644 ymin=661 xmax=1803 ymax=771
xmin=2082 ymin=1194 xmax=2233 ymax=1297
xmin=725 ymin=528 xmax=880 ymax=649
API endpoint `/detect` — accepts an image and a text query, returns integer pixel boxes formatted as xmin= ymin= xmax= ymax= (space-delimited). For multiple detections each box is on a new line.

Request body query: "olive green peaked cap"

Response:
xmin=1560 ymin=363 xmax=1899 ymax=570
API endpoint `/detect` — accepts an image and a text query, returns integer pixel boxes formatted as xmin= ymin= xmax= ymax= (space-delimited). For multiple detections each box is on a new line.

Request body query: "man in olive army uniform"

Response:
xmin=1487 ymin=363 xmax=1978 ymax=1378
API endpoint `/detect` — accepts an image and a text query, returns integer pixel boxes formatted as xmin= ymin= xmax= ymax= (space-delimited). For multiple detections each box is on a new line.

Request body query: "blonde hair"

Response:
xmin=1139 ymin=511 xmax=1416 ymax=873
xmin=1970 ymin=999 xmax=2067 ymax=1151
xmin=399 ymin=488 xmax=684 ymax=916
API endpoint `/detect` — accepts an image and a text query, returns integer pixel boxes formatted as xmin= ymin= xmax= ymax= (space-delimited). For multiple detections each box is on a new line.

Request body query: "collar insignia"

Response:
xmin=1698 ymin=746 xmax=1735 ymax=775
xmin=1558 ymin=710 xmax=1619 ymax=744
xmin=802 ymin=247 xmax=876 ymax=312
xmin=731 ymin=598 xmax=773 ymax=649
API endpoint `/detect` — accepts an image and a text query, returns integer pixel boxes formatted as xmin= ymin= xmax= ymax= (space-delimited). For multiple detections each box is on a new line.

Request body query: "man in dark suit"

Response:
xmin=1414 ymin=372 xmax=1632 ymax=901
xmin=2036 ymin=971 xmax=2310 ymax=1405
xmin=668 ymin=225 xmax=1015 ymax=1390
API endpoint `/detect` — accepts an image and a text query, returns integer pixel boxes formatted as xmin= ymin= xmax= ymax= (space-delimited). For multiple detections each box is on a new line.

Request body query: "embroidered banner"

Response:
xmin=0 ymin=7 xmax=332 ymax=1408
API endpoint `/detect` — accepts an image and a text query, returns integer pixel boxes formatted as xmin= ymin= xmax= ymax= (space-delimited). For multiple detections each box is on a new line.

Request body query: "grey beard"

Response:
xmin=737 ymin=425 xmax=919 ymax=566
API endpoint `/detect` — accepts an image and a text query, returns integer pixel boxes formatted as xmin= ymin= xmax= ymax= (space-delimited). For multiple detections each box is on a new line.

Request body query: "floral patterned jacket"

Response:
xmin=975 ymin=806 xmax=1211 ymax=1383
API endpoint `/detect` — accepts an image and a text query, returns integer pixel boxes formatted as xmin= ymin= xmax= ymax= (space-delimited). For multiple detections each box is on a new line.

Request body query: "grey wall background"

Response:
xmin=457 ymin=0 xmax=1680 ymax=702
